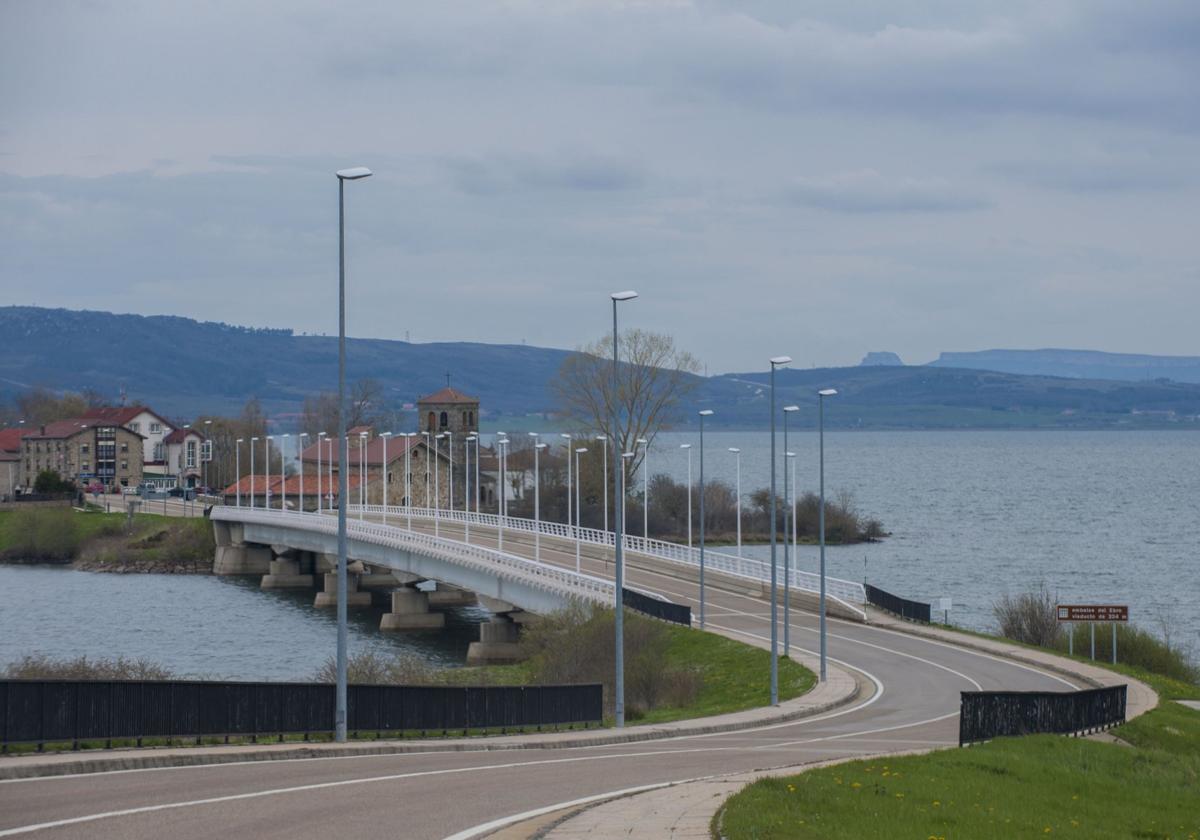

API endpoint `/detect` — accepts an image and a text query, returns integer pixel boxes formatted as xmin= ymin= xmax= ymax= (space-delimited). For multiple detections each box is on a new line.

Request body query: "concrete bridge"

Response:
xmin=211 ymin=503 xmax=867 ymax=662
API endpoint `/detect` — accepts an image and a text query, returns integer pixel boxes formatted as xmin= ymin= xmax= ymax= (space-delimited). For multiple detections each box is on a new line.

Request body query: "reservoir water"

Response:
xmin=1 ymin=430 xmax=1196 ymax=678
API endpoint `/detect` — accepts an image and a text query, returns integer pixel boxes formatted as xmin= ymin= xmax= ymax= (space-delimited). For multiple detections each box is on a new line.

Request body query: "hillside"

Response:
xmin=3 ymin=307 xmax=1199 ymax=430
xmin=929 ymin=348 xmax=1200 ymax=384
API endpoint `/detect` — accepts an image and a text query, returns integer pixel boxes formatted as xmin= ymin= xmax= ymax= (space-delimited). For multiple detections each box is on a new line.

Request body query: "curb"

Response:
xmin=0 ymin=671 xmax=864 ymax=781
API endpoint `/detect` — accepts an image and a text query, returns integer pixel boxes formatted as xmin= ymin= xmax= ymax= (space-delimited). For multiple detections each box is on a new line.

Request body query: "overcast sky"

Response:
xmin=2 ymin=1 xmax=1197 ymax=372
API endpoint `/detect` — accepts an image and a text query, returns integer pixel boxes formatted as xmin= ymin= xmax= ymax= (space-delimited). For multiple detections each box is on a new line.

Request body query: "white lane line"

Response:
xmin=760 ymin=711 xmax=961 ymax=750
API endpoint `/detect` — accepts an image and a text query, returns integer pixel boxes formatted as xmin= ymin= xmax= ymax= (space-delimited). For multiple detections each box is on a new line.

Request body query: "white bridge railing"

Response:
xmin=214 ymin=507 xmax=614 ymax=606
xmin=345 ymin=503 xmax=867 ymax=614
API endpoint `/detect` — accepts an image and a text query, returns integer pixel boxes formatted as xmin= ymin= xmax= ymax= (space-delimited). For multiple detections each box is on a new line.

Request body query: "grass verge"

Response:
xmin=714 ymin=666 xmax=1200 ymax=839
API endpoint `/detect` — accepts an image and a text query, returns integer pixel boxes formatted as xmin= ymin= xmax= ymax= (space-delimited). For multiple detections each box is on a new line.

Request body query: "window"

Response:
xmin=82 ymin=461 xmax=90 ymax=471
xmin=150 ymin=423 xmax=162 ymax=434
xmin=186 ymin=441 xmax=196 ymax=468
xmin=462 ymin=411 xmax=467 ymax=425
xmin=439 ymin=411 xmax=448 ymax=428
xmin=153 ymin=443 xmax=164 ymax=461
xmin=120 ymin=461 xmax=128 ymax=471
xmin=120 ymin=443 xmax=128 ymax=453
xmin=81 ymin=444 xmax=89 ymax=454
xmin=468 ymin=411 xmax=474 ymax=426
xmin=130 ymin=422 xmax=140 ymax=433
xmin=427 ymin=412 xmax=436 ymax=431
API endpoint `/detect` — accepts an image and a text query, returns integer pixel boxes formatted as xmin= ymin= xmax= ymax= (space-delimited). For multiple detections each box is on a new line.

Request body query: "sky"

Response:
xmin=1 ymin=0 xmax=1197 ymax=373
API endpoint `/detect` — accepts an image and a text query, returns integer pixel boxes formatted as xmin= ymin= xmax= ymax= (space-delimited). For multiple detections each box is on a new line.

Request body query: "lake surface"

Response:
xmin=1 ymin=431 xmax=1196 ymax=679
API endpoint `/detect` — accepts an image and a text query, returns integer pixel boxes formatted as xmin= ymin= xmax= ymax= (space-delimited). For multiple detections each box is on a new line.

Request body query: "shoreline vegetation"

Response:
xmin=1 ymin=605 xmax=815 ymax=751
xmin=0 ymin=508 xmax=214 ymax=573
xmin=714 ymin=592 xmax=1200 ymax=839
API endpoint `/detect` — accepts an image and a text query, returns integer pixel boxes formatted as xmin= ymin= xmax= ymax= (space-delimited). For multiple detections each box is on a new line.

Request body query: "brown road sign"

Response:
xmin=1057 ymin=605 xmax=1129 ymax=622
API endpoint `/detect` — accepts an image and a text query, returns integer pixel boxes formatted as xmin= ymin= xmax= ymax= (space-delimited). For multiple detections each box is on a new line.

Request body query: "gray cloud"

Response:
xmin=784 ymin=170 xmax=988 ymax=214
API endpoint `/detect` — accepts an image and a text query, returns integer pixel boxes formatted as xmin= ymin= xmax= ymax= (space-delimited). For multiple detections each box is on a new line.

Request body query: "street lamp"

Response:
xmin=574 ymin=447 xmax=588 ymax=572
xmin=497 ymin=436 xmax=509 ymax=552
xmin=204 ymin=419 xmax=212 ymax=492
xmin=561 ymin=433 xmax=573 ymax=540
xmin=405 ymin=432 xmax=416 ymax=530
xmin=768 ymin=355 xmax=792 ymax=707
xmin=596 ymin=434 xmax=609 ymax=535
xmin=698 ymin=409 xmax=713 ymax=628
xmin=381 ymin=432 xmax=392 ymax=524
xmin=637 ymin=438 xmax=649 ymax=539
xmin=786 ymin=449 xmax=797 ymax=656
xmin=326 ymin=436 xmax=334 ymax=512
xmin=621 ymin=451 xmax=636 ymax=558
xmin=421 ymin=431 xmax=432 ymax=511
xmin=434 ymin=433 xmax=444 ymax=537
xmin=817 ymin=388 xmax=837 ymax=683
xmin=528 ymin=433 xmax=541 ymax=559
xmin=250 ymin=437 xmax=258 ymax=509
xmin=610 ymin=289 xmax=637 ymax=728
xmin=358 ymin=431 xmax=368 ymax=520
xmin=465 ymin=434 xmax=477 ymax=543
xmin=334 ymin=163 xmax=372 ymax=743
xmin=235 ymin=438 xmax=244 ymax=507
xmin=728 ymin=447 xmax=742 ymax=557
xmin=445 ymin=430 xmax=454 ymax=515
xmin=782 ymin=405 xmax=799 ymax=657
xmin=265 ymin=435 xmax=273 ymax=512
xmin=680 ymin=444 xmax=692 ymax=550
xmin=298 ymin=432 xmax=308 ymax=513
xmin=281 ymin=433 xmax=290 ymax=512
xmin=317 ymin=432 xmax=326 ymax=513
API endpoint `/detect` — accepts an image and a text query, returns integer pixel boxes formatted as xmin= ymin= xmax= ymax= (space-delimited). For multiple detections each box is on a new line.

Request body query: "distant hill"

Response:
xmin=929 ymin=348 xmax=1200 ymax=384
xmin=2 ymin=307 xmax=1199 ymax=430
xmin=859 ymin=352 xmax=903 ymax=366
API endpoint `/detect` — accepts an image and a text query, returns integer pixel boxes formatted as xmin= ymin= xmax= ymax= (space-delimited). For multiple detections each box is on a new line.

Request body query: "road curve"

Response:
xmin=0 ymin=518 xmax=1080 ymax=840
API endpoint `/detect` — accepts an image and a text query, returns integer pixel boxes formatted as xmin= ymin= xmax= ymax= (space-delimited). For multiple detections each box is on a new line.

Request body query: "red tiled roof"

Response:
xmin=81 ymin=405 xmax=172 ymax=427
xmin=24 ymin=418 xmax=147 ymax=440
xmin=0 ymin=428 xmax=32 ymax=453
xmin=418 ymin=387 xmax=478 ymax=405
xmin=163 ymin=427 xmax=205 ymax=444
xmin=299 ymin=433 xmax=442 ymax=467
xmin=221 ymin=474 xmax=362 ymax=497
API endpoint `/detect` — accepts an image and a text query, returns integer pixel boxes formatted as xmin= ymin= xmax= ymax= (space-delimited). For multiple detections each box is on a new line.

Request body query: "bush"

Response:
xmin=993 ymin=587 xmax=1063 ymax=647
xmin=6 ymin=507 xmax=81 ymax=561
xmin=519 ymin=602 xmax=700 ymax=718
xmin=3 ymin=654 xmax=173 ymax=680
xmin=311 ymin=651 xmax=433 ymax=685
xmin=33 ymin=470 xmax=75 ymax=495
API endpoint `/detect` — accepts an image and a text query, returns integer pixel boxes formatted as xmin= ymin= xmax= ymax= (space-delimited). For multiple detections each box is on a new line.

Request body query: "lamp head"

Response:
xmin=575 ymin=447 xmax=588 ymax=455
xmin=728 ymin=447 xmax=740 ymax=453
xmin=336 ymin=167 xmax=372 ymax=180
xmin=698 ymin=409 xmax=714 ymax=417
xmin=610 ymin=290 xmax=638 ymax=301
xmin=680 ymin=443 xmax=691 ymax=449
xmin=784 ymin=405 xmax=800 ymax=413
xmin=595 ymin=434 xmax=606 ymax=441
xmin=818 ymin=388 xmax=839 ymax=397
xmin=787 ymin=451 xmax=796 ymax=457
xmin=621 ymin=452 xmax=635 ymax=459
xmin=770 ymin=355 xmax=793 ymax=366
xmin=535 ymin=443 xmax=547 ymax=450
xmin=636 ymin=438 xmax=648 ymax=445
xmin=528 ymin=431 xmax=539 ymax=438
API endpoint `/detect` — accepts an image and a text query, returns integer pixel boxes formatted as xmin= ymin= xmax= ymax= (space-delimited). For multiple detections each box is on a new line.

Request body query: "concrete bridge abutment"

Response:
xmin=380 ymin=587 xmax=445 ymax=631
xmin=313 ymin=572 xmax=372 ymax=608
xmin=466 ymin=614 xmax=524 ymax=666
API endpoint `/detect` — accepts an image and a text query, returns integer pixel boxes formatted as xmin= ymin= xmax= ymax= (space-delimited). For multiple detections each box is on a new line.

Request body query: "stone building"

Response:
xmin=298 ymin=427 xmax=452 ymax=510
xmin=417 ymin=387 xmax=479 ymax=463
xmin=81 ymin=405 xmax=176 ymax=477
xmin=20 ymin=419 xmax=145 ymax=490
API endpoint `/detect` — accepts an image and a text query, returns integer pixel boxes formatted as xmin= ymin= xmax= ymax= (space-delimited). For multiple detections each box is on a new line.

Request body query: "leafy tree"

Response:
xmin=33 ymin=469 xmax=75 ymax=495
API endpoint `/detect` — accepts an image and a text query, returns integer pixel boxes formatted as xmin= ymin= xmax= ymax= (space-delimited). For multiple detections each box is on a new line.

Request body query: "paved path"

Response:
xmin=0 ymin=511 xmax=1157 ymax=840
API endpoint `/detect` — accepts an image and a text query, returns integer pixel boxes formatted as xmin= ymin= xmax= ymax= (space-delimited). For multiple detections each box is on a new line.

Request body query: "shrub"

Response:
xmin=993 ymin=586 xmax=1063 ymax=647
xmin=33 ymin=470 xmax=75 ymax=495
xmin=1055 ymin=622 xmax=1198 ymax=684
xmin=3 ymin=654 xmax=173 ymax=680
xmin=311 ymin=651 xmax=433 ymax=685
xmin=6 ymin=507 xmax=81 ymax=561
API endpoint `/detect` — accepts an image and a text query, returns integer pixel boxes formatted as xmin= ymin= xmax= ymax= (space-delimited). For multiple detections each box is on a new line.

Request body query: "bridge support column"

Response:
xmin=466 ymin=616 xmax=523 ymax=666
xmin=380 ymin=588 xmax=445 ymax=631
xmin=261 ymin=555 xmax=315 ymax=589
xmin=213 ymin=544 xmax=271 ymax=575
xmin=314 ymin=572 xmax=371 ymax=608
xmin=428 ymin=585 xmax=478 ymax=608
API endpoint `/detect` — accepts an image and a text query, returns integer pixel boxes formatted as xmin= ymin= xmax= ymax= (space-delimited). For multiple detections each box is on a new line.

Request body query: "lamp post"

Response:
xmin=317 ymin=432 xmax=326 ymax=513
xmin=405 ymin=433 xmax=415 ymax=530
xmin=281 ymin=433 xmax=290 ymax=511
xmin=465 ymin=434 xmax=476 ymax=543
xmin=610 ymin=289 xmax=637 ymax=728
xmin=768 ymin=355 xmax=792 ymax=707
xmin=561 ymin=433 xmax=573 ymax=540
xmin=817 ymin=388 xmax=837 ymax=683
xmin=729 ymin=447 xmax=742 ymax=557
xmin=265 ymin=436 xmax=273 ymax=512
xmin=698 ymin=409 xmax=713 ymax=628
xmin=596 ymin=434 xmax=609 ymax=535
xmin=786 ymin=450 xmax=797 ymax=656
xmin=420 ymin=431 xmax=431 ymax=511
xmin=203 ymin=419 xmax=212 ymax=492
xmin=298 ymin=433 xmax=308 ymax=513
xmin=497 ymin=436 xmax=509 ymax=552
xmin=334 ymin=164 xmax=372 ymax=743
xmin=248 ymin=436 xmax=257 ymax=509
xmin=381 ymin=432 xmax=391 ymax=524
xmin=574 ymin=447 xmax=588 ymax=572
xmin=680 ymin=444 xmax=692 ymax=550
xmin=528 ymin=433 xmax=541 ymax=560
xmin=358 ymin=432 xmax=368 ymax=520
xmin=326 ymin=437 xmax=334 ymax=512
xmin=236 ymin=439 xmax=243 ymax=507
xmin=445 ymin=430 xmax=454 ymax=515
xmin=782 ymin=405 xmax=799 ymax=656
xmin=473 ymin=434 xmax=480 ymax=515
xmin=433 ymin=433 xmax=443 ymax=537
xmin=636 ymin=438 xmax=649 ymax=538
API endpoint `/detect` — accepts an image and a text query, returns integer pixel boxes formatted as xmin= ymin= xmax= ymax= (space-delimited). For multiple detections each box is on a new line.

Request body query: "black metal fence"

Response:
xmin=959 ymin=685 xmax=1127 ymax=746
xmin=623 ymin=588 xmax=692 ymax=625
xmin=0 ymin=679 xmax=603 ymax=750
xmin=865 ymin=583 xmax=931 ymax=623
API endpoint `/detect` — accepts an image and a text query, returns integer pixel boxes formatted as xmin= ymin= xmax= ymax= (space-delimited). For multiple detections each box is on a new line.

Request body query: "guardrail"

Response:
xmin=214 ymin=507 xmax=614 ymax=606
xmin=0 ymin=679 xmax=603 ymax=750
xmin=622 ymin=588 xmax=691 ymax=626
xmin=958 ymin=685 xmax=1127 ymax=746
xmin=865 ymin=583 xmax=931 ymax=623
xmin=347 ymin=504 xmax=867 ymax=614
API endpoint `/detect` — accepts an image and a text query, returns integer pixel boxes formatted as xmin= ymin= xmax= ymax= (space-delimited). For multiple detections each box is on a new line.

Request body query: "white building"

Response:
xmin=163 ymin=427 xmax=209 ymax=488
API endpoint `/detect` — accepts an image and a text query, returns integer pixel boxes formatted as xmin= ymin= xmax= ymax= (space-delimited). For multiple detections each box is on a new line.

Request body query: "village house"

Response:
xmin=19 ymin=419 xmax=144 ymax=491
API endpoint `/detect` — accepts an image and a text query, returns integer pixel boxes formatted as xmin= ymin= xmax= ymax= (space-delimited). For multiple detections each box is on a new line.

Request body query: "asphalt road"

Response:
xmin=0 ymin=514 xmax=1079 ymax=839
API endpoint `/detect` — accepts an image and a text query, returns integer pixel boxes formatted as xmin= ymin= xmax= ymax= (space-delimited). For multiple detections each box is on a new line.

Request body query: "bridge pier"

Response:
xmin=428 ymin=585 xmax=477 ymax=608
xmin=466 ymin=615 xmax=523 ymax=666
xmin=380 ymin=587 xmax=445 ymax=631
xmin=261 ymin=551 xmax=316 ymax=589
xmin=313 ymin=572 xmax=372 ymax=608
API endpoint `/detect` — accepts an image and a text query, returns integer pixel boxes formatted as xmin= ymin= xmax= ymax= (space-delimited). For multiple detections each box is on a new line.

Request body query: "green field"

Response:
xmin=715 ymin=669 xmax=1200 ymax=840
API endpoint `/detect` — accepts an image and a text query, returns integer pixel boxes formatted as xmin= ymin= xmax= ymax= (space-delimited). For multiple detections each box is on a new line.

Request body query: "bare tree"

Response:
xmin=14 ymin=387 xmax=92 ymax=425
xmin=552 ymin=329 xmax=700 ymax=477
xmin=301 ymin=378 xmax=385 ymax=438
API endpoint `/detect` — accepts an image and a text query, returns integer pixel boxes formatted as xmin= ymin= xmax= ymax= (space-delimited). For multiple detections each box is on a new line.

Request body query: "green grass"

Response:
xmin=715 ymin=665 xmax=1200 ymax=840
xmin=0 ymin=509 xmax=213 ymax=566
